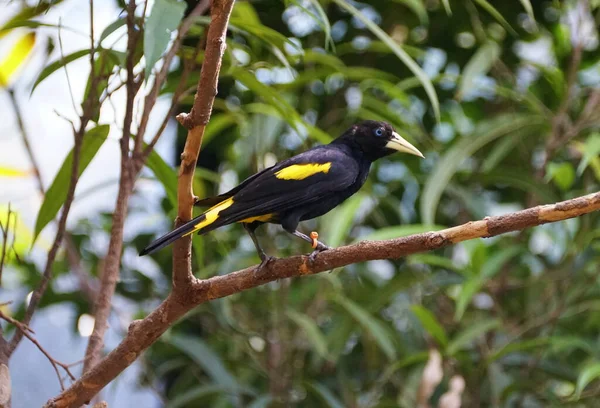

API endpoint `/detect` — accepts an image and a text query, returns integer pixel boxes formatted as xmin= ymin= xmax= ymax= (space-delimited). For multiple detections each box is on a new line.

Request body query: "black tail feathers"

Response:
xmin=139 ymin=215 xmax=205 ymax=256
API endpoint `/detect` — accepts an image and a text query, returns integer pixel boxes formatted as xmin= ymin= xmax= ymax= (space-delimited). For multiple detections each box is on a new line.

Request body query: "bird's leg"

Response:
xmin=243 ymin=223 xmax=274 ymax=271
xmin=291 ymin=230 xmax=331 ymax=262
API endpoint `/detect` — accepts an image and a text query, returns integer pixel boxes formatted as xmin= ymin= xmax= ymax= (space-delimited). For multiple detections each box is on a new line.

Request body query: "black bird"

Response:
xmin=140 ymin=120 xmax=424 ymax=266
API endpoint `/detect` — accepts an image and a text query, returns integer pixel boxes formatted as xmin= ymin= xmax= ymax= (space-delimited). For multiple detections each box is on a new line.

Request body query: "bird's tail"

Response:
xmin=140 ymin=197 xmax=235 ymax=256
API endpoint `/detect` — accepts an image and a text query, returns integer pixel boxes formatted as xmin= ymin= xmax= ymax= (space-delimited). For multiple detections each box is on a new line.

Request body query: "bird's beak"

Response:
xmin=386 ymin=131 xmax=425 ymax=158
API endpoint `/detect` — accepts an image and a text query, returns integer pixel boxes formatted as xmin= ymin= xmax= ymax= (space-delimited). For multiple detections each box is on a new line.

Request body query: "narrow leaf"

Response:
xmin=145 ymin=149 xmax=178 ymax=208
xmin=287 ymin=310 xmax=329 ymax=359
xmin=454 ymin=278 xmax=483 ymax=321
xmin=411 ymin=305 xmax=448 ymax=348
xmin=574 ymin=364 xmax=600 ymax=399
xmin=324 ymin=193 xmax=365 ymax=247
xmin=99 ymin=17 xmax=127 ymax=44
xmin=335 ymin=296 xmax=397 ymax=360
xmin=33 ymin=125 xmax=110 ymax=243
xmin=306 ymin=382 xmax=346 ymax=408
xmin=473 ymin=0 xmax=517 ymax=36
xmin=144 ymin=0 xmax=186 ymax=78
xmin=0 ymin=32 xmax=36 ymax=86
xmin=31 ymin=49 xmax=90 ymax=94
xmin=332 ymin=0 xmax=440 ymax=121
xmin=420 ymin=114 xmax=544 ymax=224
xmin=457 ymin=41 xmax=501 ymax=100
xmin=518 ymin=0 xmax=535 ymax=22
xmin=391 ymin=0 xmax=429 ymax=25
xmin=166 ymin=334 xmax=245 ymax=394
xmin=447 ymin=319 xmax=500 ymax=355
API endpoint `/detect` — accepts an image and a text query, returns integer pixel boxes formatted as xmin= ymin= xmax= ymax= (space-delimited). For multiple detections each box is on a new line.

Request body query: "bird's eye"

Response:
xmin=374 ymin=128 xmax=384 ymax=137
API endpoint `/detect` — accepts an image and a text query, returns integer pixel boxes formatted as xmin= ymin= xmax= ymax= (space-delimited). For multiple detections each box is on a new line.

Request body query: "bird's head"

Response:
xmin=334 ymin=120 xmax=424 ymax=161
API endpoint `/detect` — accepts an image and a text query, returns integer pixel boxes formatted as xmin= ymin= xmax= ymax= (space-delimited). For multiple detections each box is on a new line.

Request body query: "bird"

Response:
xmin=140 ymin=120 xmax=424 ymax=267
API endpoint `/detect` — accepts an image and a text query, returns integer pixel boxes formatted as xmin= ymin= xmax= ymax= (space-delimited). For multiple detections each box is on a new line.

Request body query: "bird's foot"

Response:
xmin=308 ymin=231 xmax=331 ymax=263
xmin=255 ymin=254 xmax=276 ymax=276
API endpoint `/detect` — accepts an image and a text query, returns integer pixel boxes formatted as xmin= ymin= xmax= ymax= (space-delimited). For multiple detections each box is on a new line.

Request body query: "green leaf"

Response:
xmin=447 ymin=319 xmax=500 ymax=355
xmin=306 ymin=382 xmax=346 ymax=408
xmin=31 ymin=49 xmax=90 ymax=94
xmin=166 ymin=334 xmax=246 ymax=395
xmin=518 ymin=0 xmax=535 ymax=23
xmin=144 ymin=0 xmax=186 ymax=78
xmin=0 ymin=1 xmax=65 ymax=38
xmin=411 ymin=305 xmax=448 ymax=348
xmin=454 ymin=278 xmax=483 ymax=321
xmin=288 ymin=0 xmax=335 ymax=50
xmin=334 ymin=296 xmax=397 ymax=360
xmin=441 ymin=0 xmax=452 ymax=15
xmin=287 ymin=310 xmax=329 ymax=359
xmin=457 ymin=41 xmax=501 ymax=100
xmin=247 ymin=395 xmax=274 ymax=408
xmin=203 ymin=114 xmax=238 ymax=146
xmin=33 ymin=125 xmax=110 ymax=243
xmin=546 ymin=162 xmax=576 ymax=191
xmin=481 ymin=246 xmax=521 ymax=279
xmin=420 ymin=114 xmax=544 ymax=224
xmin=233 ymin=69 xmax=331 ymax=143
xmin=145 ymin=149 xmax=178 ymax=208
xmin=575 ymin=134 xmax=600 ymax=177
xmin=332 ymin=0 xmax=440 ymax=122
xmin=574 ymin=363 xmax=600 ymax=398
xmin=323 ymin=193 xmax=365 ymax=247
xmin=167 ymin=385 xmax=232 ymax=408
xmin=392 ymin=0 xmax=429 ymax=25
xmin=98 ymin=17 xmax=126 ymax=45
xmin=472 ymin=0 xmax=517 ymax=36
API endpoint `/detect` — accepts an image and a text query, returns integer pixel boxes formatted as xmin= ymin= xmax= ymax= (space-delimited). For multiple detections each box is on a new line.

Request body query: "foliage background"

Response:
xmin=1 ymin=0 xmax=600 ymax=406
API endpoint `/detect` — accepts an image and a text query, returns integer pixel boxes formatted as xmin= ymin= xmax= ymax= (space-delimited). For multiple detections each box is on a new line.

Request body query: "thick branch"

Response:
xmin=46 ymin=192 xmax=600 ymax=408
xmin=172 ymin=0 xmax=236 ymax=290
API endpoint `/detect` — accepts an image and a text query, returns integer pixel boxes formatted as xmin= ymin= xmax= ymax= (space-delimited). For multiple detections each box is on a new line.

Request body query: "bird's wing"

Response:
xmin=194 ymin=164 xmax=276 ymax=207
xmin=228 ymin=145 xmax=359 ymax=217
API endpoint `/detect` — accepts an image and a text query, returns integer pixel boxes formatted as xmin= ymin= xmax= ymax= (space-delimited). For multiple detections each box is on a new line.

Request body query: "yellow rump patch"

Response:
xmin=183 ymin=197 xmax=234 ymax=236
xmin=275 ymin=162 xmax=332 ymax=180
xmin=239 ymin=214 xmax=273 ymax=223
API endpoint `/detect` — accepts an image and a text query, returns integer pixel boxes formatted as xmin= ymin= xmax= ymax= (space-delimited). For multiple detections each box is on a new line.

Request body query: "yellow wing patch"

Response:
xmin=183 ymin=197 xmax=234 ymax=236
xmin=239 ymin=214 xmax=273 ymax=223
xmin=275 ymin=162 xmax=332 ymax=180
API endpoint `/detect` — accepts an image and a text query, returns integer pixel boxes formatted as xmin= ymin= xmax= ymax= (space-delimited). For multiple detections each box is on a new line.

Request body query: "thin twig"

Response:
xmin=0 ymin=311 xmax=76 ymax=390
xmin=82 ymin=0 xmax=140 ymax=374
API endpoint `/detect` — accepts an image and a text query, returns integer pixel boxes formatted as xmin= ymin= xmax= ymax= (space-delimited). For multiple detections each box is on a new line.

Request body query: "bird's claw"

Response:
xmin=308 ymin=244 xmax=330 ymax=263
xmin=255 ymin=255 xmax=276 ymax=276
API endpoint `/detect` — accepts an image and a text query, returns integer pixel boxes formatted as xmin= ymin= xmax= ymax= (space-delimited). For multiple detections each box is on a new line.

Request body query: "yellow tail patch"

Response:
xmin=275 ymin=162 xmax=331 ymax=180
xmin=184 ymin=197 xmax=234 ymax=236
xmin=239 ymin=214 xmax=273 ymax=223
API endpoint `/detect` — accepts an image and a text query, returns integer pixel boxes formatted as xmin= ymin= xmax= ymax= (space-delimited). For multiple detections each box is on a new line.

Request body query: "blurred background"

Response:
xmin=1 ymin=0 xmax=600 ymax=406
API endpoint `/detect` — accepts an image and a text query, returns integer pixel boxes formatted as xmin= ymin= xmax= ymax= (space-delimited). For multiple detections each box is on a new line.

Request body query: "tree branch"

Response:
xmin=172 ymin=0 xmax=236 ymax=290
xmin=82 ymin=0 xmax=140 ymax=374
xmin=0 ymin=311 xmax=75 ymax=391
xmin=46 ymin=191 xmax=600 ymax=407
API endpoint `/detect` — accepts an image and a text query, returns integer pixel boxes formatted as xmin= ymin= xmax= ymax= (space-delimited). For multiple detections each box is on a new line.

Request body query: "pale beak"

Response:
xmin=385 ymin=131 xmax=425 ymax=158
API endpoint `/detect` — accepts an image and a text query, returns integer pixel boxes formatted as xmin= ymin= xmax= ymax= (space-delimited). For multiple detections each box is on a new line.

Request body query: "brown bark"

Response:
xmin=172 ymin=0 xmax=236 ymax=290
xmin=45 ymin=191 xmax=600 ymax=407
xmin=81 ymin=0 xmax=139 ymax=374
